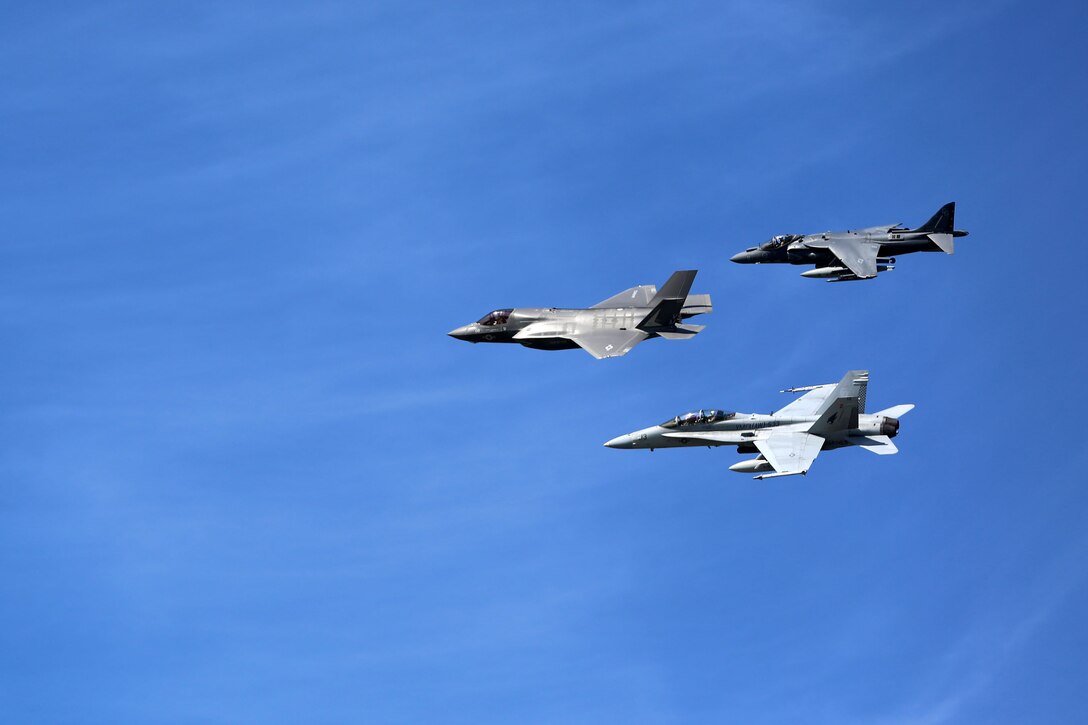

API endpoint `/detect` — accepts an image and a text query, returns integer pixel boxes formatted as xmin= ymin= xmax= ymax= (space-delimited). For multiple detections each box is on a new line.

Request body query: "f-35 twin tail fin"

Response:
xmin=637 ymin=270 xmax=698 ymax=332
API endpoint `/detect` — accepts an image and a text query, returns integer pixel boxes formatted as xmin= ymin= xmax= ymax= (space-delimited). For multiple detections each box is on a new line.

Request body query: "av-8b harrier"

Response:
xmin=448 ymin=270 xmax=711 ymax=359
xmin=604 ymin=370 xmax=914 ymax=479
xmin=731 ymin=202 xmax=969 ymax=281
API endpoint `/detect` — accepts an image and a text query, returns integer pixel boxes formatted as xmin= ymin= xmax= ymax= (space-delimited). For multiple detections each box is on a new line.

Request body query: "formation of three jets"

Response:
xmin=448 ymin=203 xmax=965 ymax=478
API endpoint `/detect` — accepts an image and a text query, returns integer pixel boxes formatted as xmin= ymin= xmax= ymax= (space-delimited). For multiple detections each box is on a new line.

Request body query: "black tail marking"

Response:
xmin=914 ymin=202 xmax=956 ymax=234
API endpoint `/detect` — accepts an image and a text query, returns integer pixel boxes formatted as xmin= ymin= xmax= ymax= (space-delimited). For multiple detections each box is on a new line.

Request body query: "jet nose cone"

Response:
xmin=448 ymin=325 xmax=472 ymax=340
xmin=730 ymin=250 xmax=750 ymax=263
xmin=603 ymin=433 xmax=635 ymax=449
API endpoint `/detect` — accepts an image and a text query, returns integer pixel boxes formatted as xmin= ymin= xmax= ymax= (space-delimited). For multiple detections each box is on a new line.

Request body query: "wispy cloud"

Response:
xmin=871 ymin=530 xmax=1088 ymax=725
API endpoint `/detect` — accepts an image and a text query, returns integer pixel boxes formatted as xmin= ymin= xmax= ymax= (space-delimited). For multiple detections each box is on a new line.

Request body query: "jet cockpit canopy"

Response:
xmin=760 ymin=234 xmax=800 ymax=251
xmin=477 ymin=309 xmax=512 ymax=326
xmin=661 ymin=409 xmax=735 ymax=428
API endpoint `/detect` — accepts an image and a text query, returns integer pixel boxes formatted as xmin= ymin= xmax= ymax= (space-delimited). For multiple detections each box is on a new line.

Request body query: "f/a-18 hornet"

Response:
xmin=731 ymin=202 xmax=968 ymax=281
xmin=448 ymin=270 xmax=711 ymax=359
xmin=604 ymin=370 xmax=914 ymax=479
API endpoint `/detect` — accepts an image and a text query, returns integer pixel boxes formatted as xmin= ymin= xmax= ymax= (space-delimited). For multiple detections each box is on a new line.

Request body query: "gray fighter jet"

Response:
xmin=604 ymin=370 xmax=913 ymax=479
xmin=448 ymin=270 xmax=712 ymax=359
xmin=730 ymin=202 xmax=969 ymax=281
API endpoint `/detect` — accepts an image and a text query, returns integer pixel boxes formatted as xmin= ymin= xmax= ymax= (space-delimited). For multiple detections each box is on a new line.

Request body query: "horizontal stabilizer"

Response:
xmin=656 ymin=324 xmax=705 ymax=340
xmin=681 ymin=293 xmax=712 ymax=316
xmin=928 ymin=233 xmax=954 ymax=254
xmin=847 ymin=435 xmax=899 ymax=455
xmin=873 ymin=404 xmax=915 ymax=418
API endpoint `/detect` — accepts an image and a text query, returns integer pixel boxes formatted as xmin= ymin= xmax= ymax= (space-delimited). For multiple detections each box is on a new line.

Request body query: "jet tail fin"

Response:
xmin=810 ymin=395 xmax=859 ymax=436
xmin=648 ymin=270 xmax=697 ymax=306
xmin=637 ymin=270 xmax=698 ymax=331
xmin=913 ymin=202 xmax=956 ymax=234
xmin=814 ymin=370 xmax=869 ymax=417
xmin=803 ymin=370 xmax=869 ymax=436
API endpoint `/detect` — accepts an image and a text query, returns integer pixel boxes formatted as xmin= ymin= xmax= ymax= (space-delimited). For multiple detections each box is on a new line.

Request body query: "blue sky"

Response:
xmin=2 ymin=1 xmax=1086 ymax=722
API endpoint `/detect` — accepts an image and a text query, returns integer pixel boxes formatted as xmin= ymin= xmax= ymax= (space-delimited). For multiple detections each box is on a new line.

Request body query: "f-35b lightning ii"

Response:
xmin=730 ymin=202 xmax=969 ymax=281
xmin=448 ymin=270 xmax=712 ymax=359
xmin=604 ymin=370 xmax=913 ymax=479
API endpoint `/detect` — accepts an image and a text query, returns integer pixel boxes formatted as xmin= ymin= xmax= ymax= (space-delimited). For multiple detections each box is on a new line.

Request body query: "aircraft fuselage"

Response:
xmin=448 ymin=307 xmax=656 ymax=348
xmin=731 ymin=228 xmax=968 ymax=266
xmin=604 ymin=412 xmax=900 ymax=451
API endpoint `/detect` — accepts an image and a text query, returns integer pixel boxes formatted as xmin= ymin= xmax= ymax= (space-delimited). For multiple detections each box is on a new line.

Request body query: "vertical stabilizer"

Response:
xmin=914 ymin=202 xmax=956 ymax=234
xmin=647 ymin=270 xmax=697 ymax=306
xmin=814 ymin=370 xmax=869 ymax=417
xmin=638 ymin=270 xmax=698 ymax=330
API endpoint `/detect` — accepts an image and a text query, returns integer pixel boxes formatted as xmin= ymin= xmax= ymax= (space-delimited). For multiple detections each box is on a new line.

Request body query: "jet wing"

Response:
xmin=590 ymin=285 xmax=656 ymax=309
xmin=826 ymin=237 xmax=880 ymax=278
xmin=776 ymin=371 xmax=868 ymax=418
xmin=753 ymin=432 xmax=825 ymax=478
xmin=568 ymin=329 xmax=649 ymax=359
xmin=774 ymin=383 xmax=838 ymax=418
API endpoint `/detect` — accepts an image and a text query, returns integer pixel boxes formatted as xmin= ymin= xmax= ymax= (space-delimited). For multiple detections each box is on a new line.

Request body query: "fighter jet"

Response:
xmin=730 ymin=202 xmax=969 ymax=281
xmin=448 ymin=270 xmax=712 ymax=359
xmin=604 ymin=370 xmax=913 ymax=479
